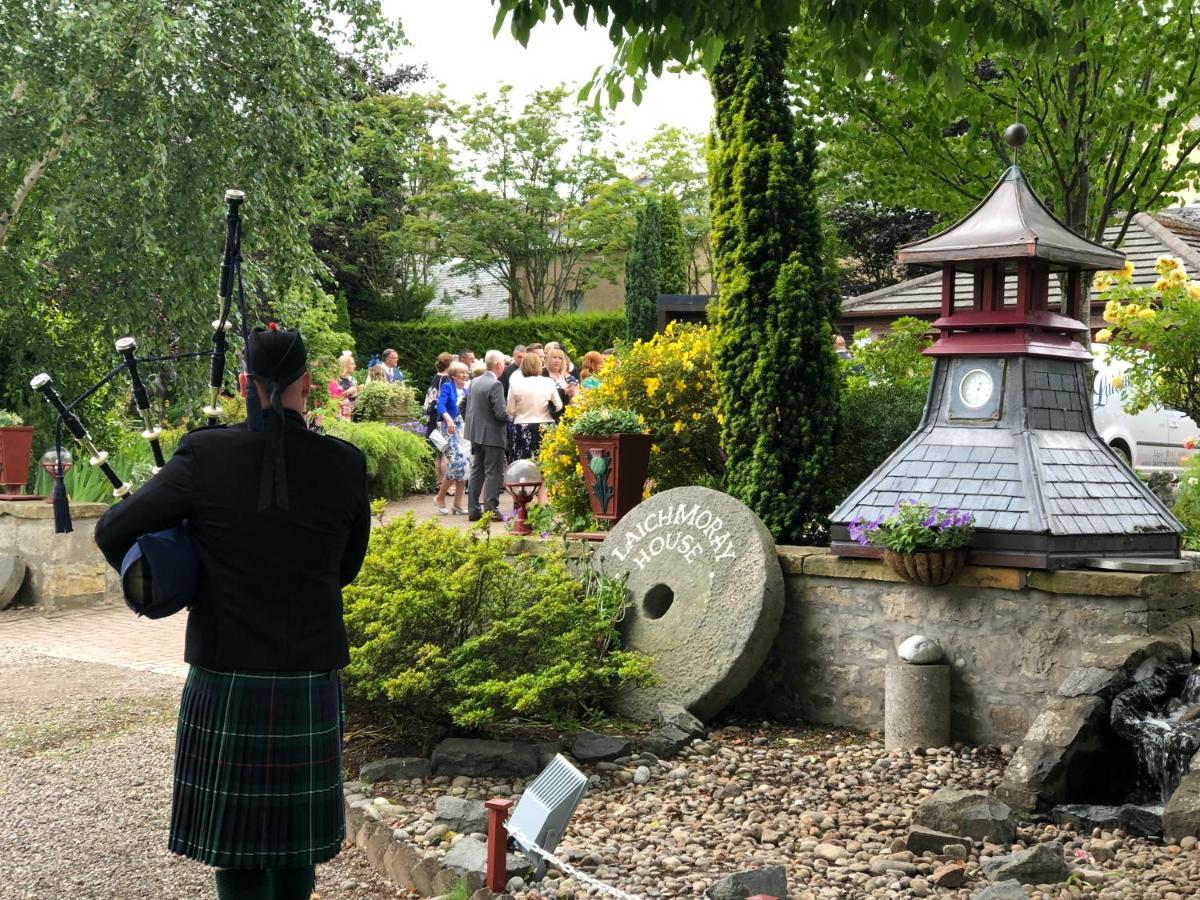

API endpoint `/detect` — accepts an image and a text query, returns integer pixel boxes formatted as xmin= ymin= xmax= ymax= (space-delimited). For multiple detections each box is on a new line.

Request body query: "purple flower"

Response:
xmin=922 ymin=507 xmax=941 ymax=528
xmin=540 ymin=531 xmax=550 ymax=539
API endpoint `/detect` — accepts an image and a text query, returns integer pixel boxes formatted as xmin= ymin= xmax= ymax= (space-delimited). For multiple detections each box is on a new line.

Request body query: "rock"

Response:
xmin=642 ymin=724 xmax=692 ymax=759
xmin=869 ymin=857 xmax=916 ymax=876
xmin=705 ymin=864 xmax=788 ymax=900
xmin=507 ymin=876 xmax=527 ymax=893
xmin=1051 ymin=804 xmax=1122 ymax=833
xmin=571 ymin=731 xmax=631 ymax=763
xmin=431 ymin=738 xmax=540 ymax=777
xmin=597 ymin=486 xmax=785 ymax=721
xmin=914 ymin=788 xmax=1017 ymax=844
xmin=442 ymin=833 xmax=532 ymax=882
xmin=359 ymin=756 xmax=431 ymax=784
xmin=633 ymin=765 xmax=651 ymax=785
xmin=424 ymin=823 xmax=451 ymax=843
xmin=898 ymin=635 xmax=944 ymax=664
xmin=1118 ymin=802 xmax=1163 ymax=837
xmin=0 ymin=555 xmax=25 ymax=609
xmin=902 ymin=830 xmax=969 ymax=854
xmin=655 ymin=703 xmax=707 ymax=737
xmin=1056 ymin=666 xmax=1128 ymax=699
xmin=931 ymin=863 xmax=967 ymax=888
xmin=974 ymin=881 xmax=1028 ymax=900
xmin=434 ymin=797 xmax=488 ymax=834
xmin=814 ymin=843 xmax=849 ymax=862
xmin=1163 ymin=770 xmax=1200 ymax=843
xmin=981 ymin=842 xmax=1070 ymax=885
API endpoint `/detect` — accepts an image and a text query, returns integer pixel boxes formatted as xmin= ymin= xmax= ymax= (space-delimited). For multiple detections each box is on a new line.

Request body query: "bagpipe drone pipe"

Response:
xmin=29 ymin=189 xmax=262 ymax=539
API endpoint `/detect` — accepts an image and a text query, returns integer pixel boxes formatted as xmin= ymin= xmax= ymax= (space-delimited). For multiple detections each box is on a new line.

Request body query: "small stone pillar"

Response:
xmin=886 ymin=635 xmax=950 ymax=750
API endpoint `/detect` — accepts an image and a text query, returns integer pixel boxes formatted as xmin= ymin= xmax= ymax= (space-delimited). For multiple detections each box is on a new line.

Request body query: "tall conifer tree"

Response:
xmin=659 ymin=193 xmax=688 ymax=296
xmin=624 ymin=196 xmax=663 ymax=342
xmin=709 ymin=34 xmax=841 ymax=542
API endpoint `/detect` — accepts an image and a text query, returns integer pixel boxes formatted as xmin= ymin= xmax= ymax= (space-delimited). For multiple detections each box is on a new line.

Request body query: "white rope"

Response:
xmin=507 ymin=826 xmax=645 ymax=900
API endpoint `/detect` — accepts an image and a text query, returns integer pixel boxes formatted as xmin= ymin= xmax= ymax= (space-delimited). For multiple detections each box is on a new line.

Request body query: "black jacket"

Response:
xmin=94 ymin=410 xmax=370 ymax=671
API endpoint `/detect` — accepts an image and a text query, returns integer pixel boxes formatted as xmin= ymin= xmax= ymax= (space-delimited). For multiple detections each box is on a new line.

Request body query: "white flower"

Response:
xmin=1190 ymin=477 xmax=1199 ymax=486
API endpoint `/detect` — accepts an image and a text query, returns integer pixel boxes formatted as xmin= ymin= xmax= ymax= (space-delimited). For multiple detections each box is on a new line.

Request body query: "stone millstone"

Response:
xmin=597 ymin=487 xmax=784 ymax=721
xmin=0 ymin=556 xmax=26 ymax=610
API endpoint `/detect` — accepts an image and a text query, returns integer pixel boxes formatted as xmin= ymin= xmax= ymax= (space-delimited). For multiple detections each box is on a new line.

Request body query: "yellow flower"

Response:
xmin=1169 ymin=266 xmax=1188 ymax=286
xmin=1111 ymin=373 xmax=1125 ymax=389
xmin=1156 ymin=255 xmax=1181 ymax=276
xmin=1120 ymin=260 xmax=1136 ymax=279
xmin=559 ymin=454 xmax=572 ymax=466
xmin=575 ymin=463 xmax=583 ymax=477
xmin=651 ymin=443 xmax=661 ymax=454
xmin=666 ymin=393 xmax=674 ymax=404
xmin=644 ymin=377 xmax=660 ymax=396
xmin=673 ymin=420 xmax=684 ymax=433
xmin=1154 ymin=277 xmax=1171 ymax=292
xmin=1137 ymin=307 xmax=1157 ymax=321
xmin=1103 ymin=300 xmax=1120 ymax=324
xmin=674 ymin=379 xmax=686 ymax=392
xmin=692 ymin=412 xmax=702 ymax=421
xmin=1093 ymin=272 xmax=1113 ymax=292
xmin=1188 ymin=282 xmax=1200 ymax=300
xmin=1094 ymin=328 xmax=1112 ymax=344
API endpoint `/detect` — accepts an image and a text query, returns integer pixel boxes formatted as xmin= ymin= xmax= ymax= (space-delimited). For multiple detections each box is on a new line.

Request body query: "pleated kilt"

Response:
xmin=168 ymin=666 xmax=345 ymax=869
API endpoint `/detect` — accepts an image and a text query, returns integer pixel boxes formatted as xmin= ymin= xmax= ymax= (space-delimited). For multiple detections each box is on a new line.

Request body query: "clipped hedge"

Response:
xmin=353 ymin=311 xmax=627 ymax=378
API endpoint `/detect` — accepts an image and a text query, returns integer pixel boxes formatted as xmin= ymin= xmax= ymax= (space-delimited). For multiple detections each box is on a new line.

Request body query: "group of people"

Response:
xmin=327 ymin=348 xmax=404 ymax=418
xmin=425 ymin=343 xmax=609 ymax=518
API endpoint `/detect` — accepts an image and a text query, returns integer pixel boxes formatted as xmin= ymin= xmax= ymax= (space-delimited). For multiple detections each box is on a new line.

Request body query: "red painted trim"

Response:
xmin=486 ymin=798 xmax=514 ymax=893
xmin=941 ymin=263 xmax=956 ymax=317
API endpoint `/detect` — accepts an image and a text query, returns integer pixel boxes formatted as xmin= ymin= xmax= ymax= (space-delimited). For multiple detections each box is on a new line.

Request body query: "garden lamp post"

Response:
xmin=503 ymin=459 xmax=542 ymax=536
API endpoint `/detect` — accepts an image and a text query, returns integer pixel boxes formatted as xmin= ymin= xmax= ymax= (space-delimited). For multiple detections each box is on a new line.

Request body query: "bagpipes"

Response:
xmin=29 ymin=189 xmax=261 ymax=536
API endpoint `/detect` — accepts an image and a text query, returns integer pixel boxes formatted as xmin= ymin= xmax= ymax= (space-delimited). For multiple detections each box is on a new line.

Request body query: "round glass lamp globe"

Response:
xmin=504 ymin=459 xmax=542 ymax=485
xmin=40 ymin=447 xmax=74 ymax=475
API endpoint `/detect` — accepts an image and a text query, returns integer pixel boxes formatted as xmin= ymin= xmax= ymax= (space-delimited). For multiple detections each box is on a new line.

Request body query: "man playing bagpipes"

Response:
xmin=93 ymin=324 xmax=370 ymax=900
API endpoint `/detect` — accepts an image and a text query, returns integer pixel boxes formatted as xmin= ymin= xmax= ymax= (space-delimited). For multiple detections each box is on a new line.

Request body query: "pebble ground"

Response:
xmin=367 ymin=726 xmax=1200 ymax=900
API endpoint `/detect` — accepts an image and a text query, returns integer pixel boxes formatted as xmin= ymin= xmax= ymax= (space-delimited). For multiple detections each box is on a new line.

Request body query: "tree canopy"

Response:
xmin=491 ymin=0 xmax=1060 ymax=103
xmin=0 ymin=0 xmax=395 ymax=431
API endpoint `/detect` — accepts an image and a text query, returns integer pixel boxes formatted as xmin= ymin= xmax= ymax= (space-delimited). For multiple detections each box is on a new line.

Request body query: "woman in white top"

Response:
xmin=506 ymin=352 xmax=563 ymax=470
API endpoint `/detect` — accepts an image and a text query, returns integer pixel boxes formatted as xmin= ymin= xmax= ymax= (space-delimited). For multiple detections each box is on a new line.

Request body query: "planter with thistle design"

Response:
xmin=575 ymin=433 xmax=653 ymax=525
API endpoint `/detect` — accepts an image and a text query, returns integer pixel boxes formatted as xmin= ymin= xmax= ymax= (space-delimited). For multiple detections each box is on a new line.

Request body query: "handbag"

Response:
xmin=428 ymin=428 xmax=449 ymax=452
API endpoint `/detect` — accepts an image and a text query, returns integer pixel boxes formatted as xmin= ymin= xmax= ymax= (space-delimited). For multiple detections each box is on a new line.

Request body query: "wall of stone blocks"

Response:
xmin=739 ymin=549 xmax=1200 ymax=746
xmin=0 ymin=500 xmax=119 ymax=609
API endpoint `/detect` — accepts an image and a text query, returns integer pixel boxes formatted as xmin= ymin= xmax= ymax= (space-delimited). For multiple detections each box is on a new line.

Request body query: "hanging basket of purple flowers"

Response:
xmin=848 ymin=501 xmax=975 ymax=586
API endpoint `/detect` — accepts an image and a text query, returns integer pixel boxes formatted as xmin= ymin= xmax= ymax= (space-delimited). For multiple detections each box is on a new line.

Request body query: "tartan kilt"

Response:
xmin=168 ymin=666 xmax=345 ymax=869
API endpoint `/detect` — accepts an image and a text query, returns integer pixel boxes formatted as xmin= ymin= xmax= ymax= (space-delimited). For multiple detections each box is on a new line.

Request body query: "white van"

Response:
xmin=1091 ymin=348 xmax=1199 ymax=473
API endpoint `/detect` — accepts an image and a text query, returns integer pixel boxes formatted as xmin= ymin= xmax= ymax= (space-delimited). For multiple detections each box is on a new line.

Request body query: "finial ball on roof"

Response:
xmin=1005 ymin=123 xmax=1029 ymax=149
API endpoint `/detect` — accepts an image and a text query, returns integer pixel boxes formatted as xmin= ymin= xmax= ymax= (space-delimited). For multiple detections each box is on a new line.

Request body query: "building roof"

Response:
xmin=843 ymin=210 xmax=1200 ymax=321
xmin=898 ymin=166 xmax=1126 ymax=271
xmin=427 ymin=261 xmax=510 ymax=320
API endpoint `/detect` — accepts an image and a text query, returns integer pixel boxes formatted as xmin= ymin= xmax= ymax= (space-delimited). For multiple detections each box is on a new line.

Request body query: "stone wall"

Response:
xmin=0 ymin=500 xmax=118 ymax=609
xmin=740 ymin=548 xmax=1200 ymax=746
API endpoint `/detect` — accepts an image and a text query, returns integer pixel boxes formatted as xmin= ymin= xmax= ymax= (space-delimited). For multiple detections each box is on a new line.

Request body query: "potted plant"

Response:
xmin=849 ymin=500 xmax=975 ymax=586
xmin=571 ymin=407 xmax=652 ymax=526
xmin=0 ymin=410 xmax=35 ymax=496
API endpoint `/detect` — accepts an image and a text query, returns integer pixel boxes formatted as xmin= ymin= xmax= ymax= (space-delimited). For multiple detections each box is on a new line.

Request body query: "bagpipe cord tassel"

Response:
xmin=255 ymin=381 xmax=290 ymax=512
xmin=51 ymin=435 xmax=73 ymax=534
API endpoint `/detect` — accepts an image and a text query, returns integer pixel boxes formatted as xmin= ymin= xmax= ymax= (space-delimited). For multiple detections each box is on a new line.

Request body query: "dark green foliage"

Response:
xmin=828 ymin=203 xmax=938 ymax=296
xmin=342 ymin=516 xmax=653 ymax=733
xmin=659 ymin=194 xmax=688 ymax=296
xmin=824 ymin=379 xmax=929 ymax=527
xmin=625 ymin=197 xmax=663 ymax=342
xmin=708 ymin=35 xmax=841 ymax=543
xmin=353 ymin=311 xmax=626 ymax=380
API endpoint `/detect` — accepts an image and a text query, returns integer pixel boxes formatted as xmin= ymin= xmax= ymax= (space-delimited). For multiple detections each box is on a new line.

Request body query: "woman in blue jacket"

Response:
xmin=433 ymin=361 xmax=470 ymax=514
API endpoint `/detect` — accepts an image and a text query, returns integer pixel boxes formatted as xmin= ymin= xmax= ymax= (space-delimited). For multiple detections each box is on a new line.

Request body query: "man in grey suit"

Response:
xmin=464 ymin=349 xmax=509 ymax=520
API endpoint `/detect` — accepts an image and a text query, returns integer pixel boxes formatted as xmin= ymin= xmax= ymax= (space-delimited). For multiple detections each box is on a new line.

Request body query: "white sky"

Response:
xmin=383 ymin=0 xmax=714 ymax=160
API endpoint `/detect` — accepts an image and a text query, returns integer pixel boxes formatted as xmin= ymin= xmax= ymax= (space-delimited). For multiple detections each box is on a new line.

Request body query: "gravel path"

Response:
xmin=364 ymin=726 xmax=1200 ymax=900
xmin=0 ymin=646 xmax=406 ymax=900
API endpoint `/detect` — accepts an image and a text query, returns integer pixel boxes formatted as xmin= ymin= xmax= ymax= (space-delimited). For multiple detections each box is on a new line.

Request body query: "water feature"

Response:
xmin=1049 ymin=656 xmax=1200 ymax=838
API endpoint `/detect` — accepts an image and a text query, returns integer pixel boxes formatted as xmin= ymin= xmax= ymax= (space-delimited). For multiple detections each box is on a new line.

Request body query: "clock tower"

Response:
xmin=830 ymin=126 xmax=1183 ymax=569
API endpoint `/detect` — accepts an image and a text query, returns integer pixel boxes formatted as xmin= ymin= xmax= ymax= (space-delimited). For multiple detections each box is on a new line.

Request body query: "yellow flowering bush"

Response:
xmin=538 ymin=323 xmax=724 ymax=527
xmin=1095 ymin=257 xmax=1200 ymax=425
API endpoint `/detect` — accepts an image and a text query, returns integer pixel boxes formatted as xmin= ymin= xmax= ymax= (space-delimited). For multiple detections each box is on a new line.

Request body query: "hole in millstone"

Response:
xmin=643 ymin=584 xmax=674 ymax=620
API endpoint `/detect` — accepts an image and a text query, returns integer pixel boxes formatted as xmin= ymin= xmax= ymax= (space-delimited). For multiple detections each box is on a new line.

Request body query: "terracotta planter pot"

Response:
xmin=575 ymin=433 xmax=653 ymax=525
xmin=883 ymin=548 xmax=969 ymax=586
xmin=0 ymin=426 xmax=35 ymax=495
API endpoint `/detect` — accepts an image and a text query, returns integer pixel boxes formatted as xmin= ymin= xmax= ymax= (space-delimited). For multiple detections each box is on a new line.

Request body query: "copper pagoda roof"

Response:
xmin=898 ymin=165 xmax=1126 ymax=271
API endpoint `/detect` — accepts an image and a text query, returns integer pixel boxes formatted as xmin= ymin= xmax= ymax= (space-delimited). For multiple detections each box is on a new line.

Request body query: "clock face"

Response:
xmin=959 ymin=369 xmax=994 ymax=409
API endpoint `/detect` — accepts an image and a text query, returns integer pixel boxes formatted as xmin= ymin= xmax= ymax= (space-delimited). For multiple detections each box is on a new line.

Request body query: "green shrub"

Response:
xmin=0 ymin=410 xmax=24 ymax=427
xmin=353 ymin=381 xmax=417 ymax=422
xmin=342 ymin=516 xmax=653 ymax=731
xmin=1177 ymin=456 xmax=1200 ymax=550
xmin=352 ymin=311 xmax=626 ymax=381
xmin=32 ymin=429 xmax=182 ymax=503
xmin=323 ymin=420 xmax=433 ymax=498
xmin=570 ymin=407 xmax=645 ymax=436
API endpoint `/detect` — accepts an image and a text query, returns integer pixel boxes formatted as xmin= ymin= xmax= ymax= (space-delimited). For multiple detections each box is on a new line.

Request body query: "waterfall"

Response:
xmin=1110 ymin=662 xmax=1200 ymax=805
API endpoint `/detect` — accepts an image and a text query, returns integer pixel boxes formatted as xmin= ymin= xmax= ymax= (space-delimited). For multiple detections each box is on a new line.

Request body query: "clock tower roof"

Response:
xmin=898 ymin=166 xmax=1126 ymax=272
